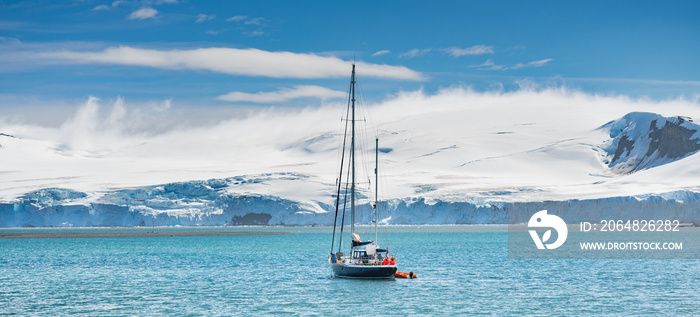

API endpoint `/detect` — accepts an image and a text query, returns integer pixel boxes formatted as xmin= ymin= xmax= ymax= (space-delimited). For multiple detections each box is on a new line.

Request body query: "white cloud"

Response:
xmin=512 ymin=58 xmax=554 ymax=69
xmin=218 ymin=85 xmax=346 ymax=103
xmin=244 ymin=17 xmax=264 ymax=25
xmin=196 ymin=14 xmax=215 ymax=23
xmin=39 ymin=46 xmax=424 ymax=80
xmin=128 ymin=7 xmax=158 ymax=20
xmin=399 ymin=48 xmax=431 ymax=58
xmin=226 ymin=15 xmax=247 ymax=22
xmin=469 ymin=59 xmax=507 ymax=71
xmin=372 ymin=50 xmax=390 ymax=57
xmin=246 ymin=31 xmax=264 ymax=37
xmin=93 ymin=1 xmax=120 ymax=11
xmin=225 ymin=16 xmax=266 ymax=36
xmin=44 ymin=96 xmax=176 ymax=152
xmin=469 ymin=58 xmax=553 ymax=71
xmin=443 ymin=45 xmax=494 ymax=57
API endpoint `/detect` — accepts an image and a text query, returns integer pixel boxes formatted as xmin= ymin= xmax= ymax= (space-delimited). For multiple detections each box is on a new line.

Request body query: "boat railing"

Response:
xmin=341 ymin=257 xmax=391 ymax=266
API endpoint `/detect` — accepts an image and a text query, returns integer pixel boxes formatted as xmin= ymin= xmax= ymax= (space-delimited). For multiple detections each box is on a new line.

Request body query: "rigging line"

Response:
xmin=357 ymin=73 xmax=388 ymax=248
xmin=378 ymin=145 xmax=393 ymax=251
xmin=338 ymin=155 xmax=352 ymax=253
xmin=335 ymin=71 xmax=355 ymax=174
xmin=336 ymin=69 xmax=355 ymax=254
xmin=330 ymin=89 xmax=352 ymax=255
xmin=354 ymin=127 xmax=367 ymax=232
xmin=356 ymin=77 xmax=377 ymax=141
xmin=356 ymin=77 xmax=374 ymax=130
xmin=357 ymin=124 xmax=374 ymax=215
xmin=353 ymin=75 xmax=376 ymax=230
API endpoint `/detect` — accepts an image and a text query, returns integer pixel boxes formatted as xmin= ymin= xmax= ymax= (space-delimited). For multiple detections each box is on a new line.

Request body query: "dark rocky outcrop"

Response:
xmin=603 ymin=112 xmax=700 ymax=173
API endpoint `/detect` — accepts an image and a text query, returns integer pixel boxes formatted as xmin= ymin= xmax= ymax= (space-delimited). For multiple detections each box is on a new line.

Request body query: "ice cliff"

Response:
xmin=2 ymin=181 xmax=700 ymax=227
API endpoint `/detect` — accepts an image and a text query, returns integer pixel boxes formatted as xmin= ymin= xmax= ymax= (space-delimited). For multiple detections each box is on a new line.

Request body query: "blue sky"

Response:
xmin=1 ymin=0 xmax=699 ymax=114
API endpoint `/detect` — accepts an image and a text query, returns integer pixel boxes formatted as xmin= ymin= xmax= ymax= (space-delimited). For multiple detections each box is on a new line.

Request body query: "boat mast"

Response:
xmin=350 ymin=64 xmax=356 ymax=238
xmin=375 ymin=137 xmax=379 ymax=245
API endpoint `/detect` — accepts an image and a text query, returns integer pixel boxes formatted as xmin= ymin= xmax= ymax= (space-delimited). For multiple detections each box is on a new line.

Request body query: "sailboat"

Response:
xmin=328 ymin=64 xmax=397 ymax=279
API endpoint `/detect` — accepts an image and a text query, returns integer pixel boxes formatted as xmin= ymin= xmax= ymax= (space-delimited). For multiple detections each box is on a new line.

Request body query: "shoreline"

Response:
xmin=0 ymin=230 xmax=290 ymax=239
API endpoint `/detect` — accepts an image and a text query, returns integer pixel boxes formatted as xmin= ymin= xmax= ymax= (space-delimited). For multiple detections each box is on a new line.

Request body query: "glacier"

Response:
xmin=2 ymin=178 xmax=700 ymax=227
xmin=3 ymin=90 xmax=700 ymax=227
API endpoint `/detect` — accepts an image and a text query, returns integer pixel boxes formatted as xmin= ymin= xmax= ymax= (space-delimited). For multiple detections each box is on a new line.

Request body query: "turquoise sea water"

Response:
xmin=1 ymin=226 xmax=699 ymax=316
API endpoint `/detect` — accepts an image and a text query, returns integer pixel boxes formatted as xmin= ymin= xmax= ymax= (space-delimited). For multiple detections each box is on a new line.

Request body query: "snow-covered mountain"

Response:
xmin=602 ymin=112 xmax=700 ymax=174
xmin=2 ymin=88 xmax=700 ymax=226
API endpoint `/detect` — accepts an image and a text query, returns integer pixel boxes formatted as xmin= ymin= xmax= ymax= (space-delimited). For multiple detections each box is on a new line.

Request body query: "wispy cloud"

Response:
xmin=469 ymin=59 xmax=507 ymax=70
xmin=226 ymin=15 xmax=247 ymax=22
xmin=93 ymin=1 xmax=121 ymax=11
xmin=196 ymin=14 xmax=215 ymax=23
xmin=443 ymin=45 xmax=494 ymax=57
xmin=400 ymin=46 xmax=494 ymax=59
xmin=37 ymin=46 xmax=424 ymax=80
xmin=399 ymin=48 xmax=431 ymax=59
xmin=470 ymin=58 xmax=553 ymax=71
xmin=372 ymin=50 xmax=390 ymax=57
xmin=245 ymin=31 xmax=264 ymax=37
xmin=225 ymin=15 xmax=266 ymax=36
xmin=128 ymin=7 xmax=158 ymax=20
xmin=218 ymin=85 xmax=346 ymax=103
xmin=243 ymin=17 xmax=265 ymax=25
xmin=512 ymin=58 xmax=554 ymax=69
xmin=226 ymin=15 xmax=264 ymax=25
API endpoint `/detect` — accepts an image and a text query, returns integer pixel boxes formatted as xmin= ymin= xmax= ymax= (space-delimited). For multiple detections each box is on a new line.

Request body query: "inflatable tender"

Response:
xmin=395 ymin=271 xmax=417 ymax=279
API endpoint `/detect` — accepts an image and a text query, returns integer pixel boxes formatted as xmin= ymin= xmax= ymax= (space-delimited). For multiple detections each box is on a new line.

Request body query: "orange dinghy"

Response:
xmin=395 ymin=271 xmax=417 ymax=279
